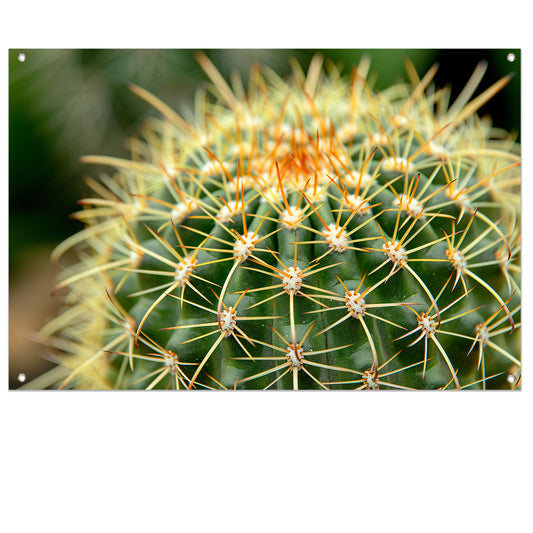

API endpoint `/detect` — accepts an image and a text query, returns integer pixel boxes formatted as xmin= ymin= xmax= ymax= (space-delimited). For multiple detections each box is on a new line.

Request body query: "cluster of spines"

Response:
xmin=34 ymin=52 xmax=520 ymax=390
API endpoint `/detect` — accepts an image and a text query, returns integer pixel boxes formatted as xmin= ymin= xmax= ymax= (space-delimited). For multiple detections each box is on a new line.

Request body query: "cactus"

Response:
xmin=32 ymin=51 xmax=520 ymax=390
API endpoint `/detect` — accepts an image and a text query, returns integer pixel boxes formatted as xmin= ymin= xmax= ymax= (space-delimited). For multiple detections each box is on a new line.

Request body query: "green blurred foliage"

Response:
xmin=9 ymin=48 xmax=519 ymax=272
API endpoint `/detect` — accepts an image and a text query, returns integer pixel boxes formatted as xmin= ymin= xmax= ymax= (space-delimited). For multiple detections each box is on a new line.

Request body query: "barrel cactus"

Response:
xmin=32 ymin=51 xmax=520 ymax=390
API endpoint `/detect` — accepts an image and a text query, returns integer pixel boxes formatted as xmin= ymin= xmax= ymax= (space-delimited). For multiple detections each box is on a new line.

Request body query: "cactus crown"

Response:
xmin=34 ymin=52 xmax=520 ymax=390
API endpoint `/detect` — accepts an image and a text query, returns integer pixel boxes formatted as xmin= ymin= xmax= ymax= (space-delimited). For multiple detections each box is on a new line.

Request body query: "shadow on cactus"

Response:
xmin=29 ymin=51 xmax=521 ymax=390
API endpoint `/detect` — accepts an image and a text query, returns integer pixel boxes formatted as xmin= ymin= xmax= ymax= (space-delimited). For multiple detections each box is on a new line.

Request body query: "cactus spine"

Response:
xmin=34 ymin=52 xmax=520 ymax=390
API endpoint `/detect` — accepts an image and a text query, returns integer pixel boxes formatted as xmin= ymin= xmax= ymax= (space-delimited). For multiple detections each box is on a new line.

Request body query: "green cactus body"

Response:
xmin=35 ymin=53 xmax=520 ymax=390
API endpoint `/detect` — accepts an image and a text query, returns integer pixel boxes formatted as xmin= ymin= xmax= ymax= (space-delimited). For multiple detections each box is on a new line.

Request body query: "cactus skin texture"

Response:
xmin=34 ymin=52 xmax=521 ymax=390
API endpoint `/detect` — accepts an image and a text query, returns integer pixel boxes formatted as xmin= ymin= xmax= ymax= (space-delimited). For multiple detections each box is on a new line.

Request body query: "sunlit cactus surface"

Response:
xmin=33 ymin=52 xmax=521 ymax=390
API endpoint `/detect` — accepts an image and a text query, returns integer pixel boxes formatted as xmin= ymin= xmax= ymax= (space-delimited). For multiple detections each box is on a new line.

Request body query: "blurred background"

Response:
xmin=8 ymin=48 xmax=520 ymax=389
